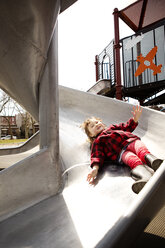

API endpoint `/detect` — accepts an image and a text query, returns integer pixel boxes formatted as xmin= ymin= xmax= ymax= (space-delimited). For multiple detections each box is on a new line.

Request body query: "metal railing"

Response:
xmin=122 ymin=22 xmax=165 ymax=88
xmin=124 ymin=60 xmax=157 ymax=88
xmin=96 ymin=20 xmax=165 ymax=97
xmin=96 ymin=40 xmax=115 ymax=86
xmin=97 ymin=62 xmax=115 ymax=81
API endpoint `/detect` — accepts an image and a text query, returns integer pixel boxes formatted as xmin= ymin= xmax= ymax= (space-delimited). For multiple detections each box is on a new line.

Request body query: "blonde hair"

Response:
xmin=81 ymin=117 xmax=105 ymax=144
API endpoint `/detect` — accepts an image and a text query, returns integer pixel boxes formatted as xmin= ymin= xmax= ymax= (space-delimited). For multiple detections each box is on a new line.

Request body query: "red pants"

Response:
xmin=121 ymin=140 xmax=150 ymax=169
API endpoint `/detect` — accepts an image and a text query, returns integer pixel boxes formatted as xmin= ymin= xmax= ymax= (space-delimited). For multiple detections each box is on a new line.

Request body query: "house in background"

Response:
xmin=0 ymin=114 xmax=39 ymax=139
xmin=0 ymin=116 xmax=18 ymax=138
xmin=16 ymin=113 xmax=39 ymax=138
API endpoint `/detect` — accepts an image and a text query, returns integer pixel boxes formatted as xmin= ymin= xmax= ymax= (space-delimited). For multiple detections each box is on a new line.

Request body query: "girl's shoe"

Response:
xmin=131 ymin=164 xmax=153 ymax=194
xmin=132 ymin=180 xmax=147 ymax=194
xmin=145 ymin=154 xmax=163 ymax=171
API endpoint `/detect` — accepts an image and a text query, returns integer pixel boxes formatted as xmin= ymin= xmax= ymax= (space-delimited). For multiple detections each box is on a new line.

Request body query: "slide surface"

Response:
xmin=59 ymin=86 xmax=165 ymax=247
xmin=1 ymin=86 xmax=164 ymax=248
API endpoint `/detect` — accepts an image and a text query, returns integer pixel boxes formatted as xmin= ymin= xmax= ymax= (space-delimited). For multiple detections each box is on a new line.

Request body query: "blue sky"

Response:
xmin=58 ymin=0 xmax=135 ymax=91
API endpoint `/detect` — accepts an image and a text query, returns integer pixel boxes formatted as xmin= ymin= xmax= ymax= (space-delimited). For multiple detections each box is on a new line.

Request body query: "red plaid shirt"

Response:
xmin=91 ymin=118 xmax=139 ymax=168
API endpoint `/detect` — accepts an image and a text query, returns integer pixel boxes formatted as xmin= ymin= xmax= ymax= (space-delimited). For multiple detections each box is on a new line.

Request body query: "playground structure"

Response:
xmin=94 ymin=0 xmax=165 ymax=106
xmin=0 ymin=1 xmax=164 ymax=247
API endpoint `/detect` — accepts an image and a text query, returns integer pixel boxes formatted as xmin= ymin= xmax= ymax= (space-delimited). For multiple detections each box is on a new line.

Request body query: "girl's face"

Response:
xmin=88 ymin=118 xmax=105 ymax=137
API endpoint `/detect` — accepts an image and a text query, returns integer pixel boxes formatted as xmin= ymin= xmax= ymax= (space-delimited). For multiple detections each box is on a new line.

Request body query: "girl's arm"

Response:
xmin=111 ymin=105 xmax=142 ymax=132
xmin=87 ymin=140 xmax=105 ymax=184
xmin=132 ymin=105 xmax=142 ymax=123
xmin=87 ymin=163 xmax=99 ymax=184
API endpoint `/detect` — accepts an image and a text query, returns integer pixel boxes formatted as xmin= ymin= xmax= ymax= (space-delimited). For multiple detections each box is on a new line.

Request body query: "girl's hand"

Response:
xmin=132 ymin=105 xmax=142 ymax=123
xmin=87 ymin=165 xmax=99 ymax=184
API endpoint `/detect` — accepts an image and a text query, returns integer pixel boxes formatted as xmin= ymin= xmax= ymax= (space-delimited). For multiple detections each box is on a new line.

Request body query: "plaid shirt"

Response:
xmin=91 ymin=118 xmax=139 ymax=168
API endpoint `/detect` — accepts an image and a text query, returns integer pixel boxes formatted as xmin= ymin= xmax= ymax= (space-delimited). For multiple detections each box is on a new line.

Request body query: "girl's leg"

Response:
xmin=121 ymin=150 xmax=143 ymax=169
xmin=122 ymin=148 xmax=153 ymax=194
xmin=125 ymin=139 xmax=150 ymax=164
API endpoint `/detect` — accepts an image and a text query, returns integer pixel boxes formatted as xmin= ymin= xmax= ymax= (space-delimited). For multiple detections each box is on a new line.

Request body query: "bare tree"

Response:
xmin=0 ymin=90 xmax=37 ymax=139
xmin=15 ymin=105 xmax=37 ymax=139
xmin=31 ymin=116 xmax=36 ymax=135
xmin=0 ymin=90 xmax=10 ymax=113
xmin=1 ymin=96 xmax=17 ymax=139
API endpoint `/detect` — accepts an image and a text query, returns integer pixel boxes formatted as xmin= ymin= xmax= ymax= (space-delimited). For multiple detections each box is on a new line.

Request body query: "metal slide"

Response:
xmin=59 ymin=86 xmax=165 ymax=247
xmin=0 ymin=130 xmax=39 ymax=170
xmin=0 ymin=0 xmax=165 ymax=247
xmin=0 ymin=85 xmax=165 ymax=247
xmin=0 ymin=131 xmax=39 ymax=156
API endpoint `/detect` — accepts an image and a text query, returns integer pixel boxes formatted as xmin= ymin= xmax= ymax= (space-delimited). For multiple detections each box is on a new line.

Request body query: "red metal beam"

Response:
xmin=95 ymin=55 xmax=99 ymax=82
xmin=119 ymin=11 xmax=138 ymax=32
xmin=113 ymin=8 xmax=122 ymax=100
xmin=138 ymin=0 xmax=148 ymax=30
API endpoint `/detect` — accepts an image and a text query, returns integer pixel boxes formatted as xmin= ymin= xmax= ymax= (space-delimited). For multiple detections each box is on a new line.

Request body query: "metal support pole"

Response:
xmin=137 ymin=42 xmax=142 ymax=85
xmin=39 ymin=21 xmax=61 ymax=189
xmin=113 ymin=8 xmax=122 ymax=100
xmin=95 ymin=55 xmax=99 ymax=82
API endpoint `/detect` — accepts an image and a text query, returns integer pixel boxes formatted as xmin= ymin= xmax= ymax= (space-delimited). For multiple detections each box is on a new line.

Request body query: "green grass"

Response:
xmin=0 ymin=139 xmax=28 ymax=144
